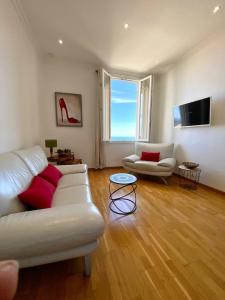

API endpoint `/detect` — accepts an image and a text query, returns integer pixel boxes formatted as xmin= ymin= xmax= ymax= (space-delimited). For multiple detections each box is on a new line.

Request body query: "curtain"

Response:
xmin=95 ymin=69 xmax=104 ymax=169
xmin=137 ymin=75 xmax=152 ymax=142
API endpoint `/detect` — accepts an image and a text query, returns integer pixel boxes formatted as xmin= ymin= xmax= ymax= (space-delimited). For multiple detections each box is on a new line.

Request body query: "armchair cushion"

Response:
xmin=126 ymin=161 xmax=171 ymax=172
xmin=140 ymin=152 xmax=160 ymax=162
xmin=157 ymin=158 xmax=176 ymax=168
xmin=135 ymin=143 xmax=174 ymax=160
xmin=123 ymin=154 xmax=140 ymax=163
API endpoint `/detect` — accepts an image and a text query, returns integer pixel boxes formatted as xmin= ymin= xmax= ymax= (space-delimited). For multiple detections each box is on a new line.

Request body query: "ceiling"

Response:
xmin=20 ymin=0 xmax=225 ymax=73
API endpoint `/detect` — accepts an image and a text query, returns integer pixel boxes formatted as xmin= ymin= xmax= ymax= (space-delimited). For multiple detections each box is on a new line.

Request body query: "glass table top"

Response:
xmin=110 ymin=173 xmax=137 ymax=184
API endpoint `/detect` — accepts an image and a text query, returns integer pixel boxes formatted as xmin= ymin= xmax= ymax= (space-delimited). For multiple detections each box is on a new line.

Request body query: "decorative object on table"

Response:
xmin=182 ymin=161 xmax=199 ymax=169
xmin=57 ymin=148 xmax=73 ymax=157
xmin=178 ymin=164 xmax=201 ymax=189
xmin=45 ymin=139 xmax=57 ymax=157
xmin=58 ymin=158 xmax=82 ymax=165
xmin=109 ymin=173 xmax=137 ymax=215
xmin=47 ymin=153 xmax=82 ymax=166
xmin=55 ymin=92 xmax=82 ymax=127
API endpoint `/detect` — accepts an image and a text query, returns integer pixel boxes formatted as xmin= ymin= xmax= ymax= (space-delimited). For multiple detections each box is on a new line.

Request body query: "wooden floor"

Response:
xmin=15 ymin=168 xmax=225 ymax=300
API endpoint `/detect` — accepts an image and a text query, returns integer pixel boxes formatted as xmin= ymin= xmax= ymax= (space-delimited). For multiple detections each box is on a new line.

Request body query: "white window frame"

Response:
xmin=102 ymin=69 xmax=152 ymax=143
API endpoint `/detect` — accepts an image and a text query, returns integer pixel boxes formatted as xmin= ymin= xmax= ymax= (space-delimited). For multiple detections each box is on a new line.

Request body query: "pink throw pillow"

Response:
xmin=18 ymin=176 xmax=55 ymax=209
xmin=39 ymin=164 xmax=63 ymax=187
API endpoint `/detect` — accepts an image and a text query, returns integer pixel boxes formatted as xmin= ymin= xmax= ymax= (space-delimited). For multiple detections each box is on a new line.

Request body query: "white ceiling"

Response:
xmin=20 ymin=0 xmax=225 ymax=73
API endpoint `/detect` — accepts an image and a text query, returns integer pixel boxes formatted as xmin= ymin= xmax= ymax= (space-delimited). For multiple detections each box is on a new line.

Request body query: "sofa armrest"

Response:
xmin=55 ymin=164 xmax=87 ymax=175
xmin=157 ymin=158 xmax=176 ymax=168
xmin=0 ymin=203 xmax=104 ymax=260
xmin=123 ymin=154 xmax=140 ymax=163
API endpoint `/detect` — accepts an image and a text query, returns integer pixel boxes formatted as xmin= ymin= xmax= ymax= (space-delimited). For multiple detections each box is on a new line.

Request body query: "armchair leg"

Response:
xmin=160 ymin=177 xmax=168 ymax=185
xmin=83 ymin=255 xmax=91 ymax=276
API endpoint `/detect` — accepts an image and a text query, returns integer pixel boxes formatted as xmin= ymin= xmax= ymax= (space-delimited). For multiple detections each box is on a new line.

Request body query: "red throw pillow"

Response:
xmin=141 ymin=152 xmax=160 ymax=162
xmin=38 ymin=164 xmax=63 ymax=187
xmin=18 ymin=176 xmax=55 ymax=209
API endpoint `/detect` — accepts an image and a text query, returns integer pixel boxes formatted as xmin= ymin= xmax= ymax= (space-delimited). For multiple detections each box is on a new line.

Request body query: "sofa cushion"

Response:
xmin=39 ymin=164 xmax=63 ymax=186
xmin=18 ymin=176 xmax=55 ymax=209
xmin=14 ymin=145 xmax=48 ymax=176
xmin=124 ymin=160 xmax=171 ymax=172
xmin=57 ymin=173 xmax=89 ymax=189
xmin=0 ymin=153 xmax=33 ymax=217
xmin=52 ymin=185 xmax=92 ymax=207
xmin=55 ymin=164 xmax=87 ymax=175
xmin=0 ymin=203 xmax=104 ymax=260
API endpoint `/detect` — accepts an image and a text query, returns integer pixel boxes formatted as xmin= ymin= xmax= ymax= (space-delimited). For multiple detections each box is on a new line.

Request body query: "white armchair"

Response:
xmin=123 ymin=143 xmax=176 ymax=184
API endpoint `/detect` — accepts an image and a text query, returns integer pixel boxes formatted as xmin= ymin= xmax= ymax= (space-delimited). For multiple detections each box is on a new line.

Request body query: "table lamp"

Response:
xmin=45 ymin=139 xmax=57 ymax=157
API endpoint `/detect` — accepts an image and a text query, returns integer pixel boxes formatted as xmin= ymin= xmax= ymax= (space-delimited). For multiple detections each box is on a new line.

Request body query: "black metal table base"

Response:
xmin=109 ymin=182 xmax=137 ymax=215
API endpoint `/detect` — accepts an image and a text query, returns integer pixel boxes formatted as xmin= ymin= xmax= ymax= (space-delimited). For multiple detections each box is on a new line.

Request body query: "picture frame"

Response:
xmin=55 ymin=92 xmax=83 ymax=127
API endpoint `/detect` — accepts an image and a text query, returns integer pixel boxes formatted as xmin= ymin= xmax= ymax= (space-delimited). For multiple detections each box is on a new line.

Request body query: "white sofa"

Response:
xmin=123 ymin=143 xmax=176 ymax=184
xmin=0 ymin=145 xmax=104 ymax=275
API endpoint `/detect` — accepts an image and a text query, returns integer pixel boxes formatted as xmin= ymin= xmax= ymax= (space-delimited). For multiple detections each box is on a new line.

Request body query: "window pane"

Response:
xmin=111 ymin=79 xmax=138 ymax=141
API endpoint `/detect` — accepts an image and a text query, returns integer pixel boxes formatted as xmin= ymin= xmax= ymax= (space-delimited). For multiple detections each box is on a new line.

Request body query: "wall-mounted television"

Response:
xmin=173 ymin=97 xmax=211 ymax=128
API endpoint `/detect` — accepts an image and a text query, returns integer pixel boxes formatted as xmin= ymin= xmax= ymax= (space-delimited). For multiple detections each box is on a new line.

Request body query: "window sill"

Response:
xmin=104 ymin=141 xmax=136 ymax=144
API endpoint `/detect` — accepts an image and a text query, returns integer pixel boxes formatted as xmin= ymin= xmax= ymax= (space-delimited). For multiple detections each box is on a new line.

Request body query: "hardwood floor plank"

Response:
xmin=15 ymin=168 xmax=225 ymax=300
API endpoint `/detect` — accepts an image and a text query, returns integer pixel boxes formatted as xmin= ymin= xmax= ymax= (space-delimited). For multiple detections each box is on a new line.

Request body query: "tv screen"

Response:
xmin=173 ymin=97 xmax=211 ymax=128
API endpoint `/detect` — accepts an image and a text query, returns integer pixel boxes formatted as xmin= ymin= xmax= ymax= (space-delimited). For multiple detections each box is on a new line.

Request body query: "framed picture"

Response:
xmin=55 ymin=92 xmax=83 ymax=127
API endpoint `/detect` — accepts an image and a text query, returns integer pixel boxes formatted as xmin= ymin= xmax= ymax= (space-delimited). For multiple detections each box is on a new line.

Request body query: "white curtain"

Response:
xmin=136 ymin=75 xmax=152 ymax=142
xmin=95 ymin=69 xmax=111 ymax=169
xmin=95 ymin=69 xmax=104 ymax=169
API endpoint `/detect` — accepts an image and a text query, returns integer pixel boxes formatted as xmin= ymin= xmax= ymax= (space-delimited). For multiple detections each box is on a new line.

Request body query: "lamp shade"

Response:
xmin=45 ymin=139 xmax=57 ymax=148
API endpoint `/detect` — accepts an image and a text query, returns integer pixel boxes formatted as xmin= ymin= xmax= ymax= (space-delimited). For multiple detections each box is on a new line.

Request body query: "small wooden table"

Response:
xmin=48 ymin=156 xmax=82 ymax=165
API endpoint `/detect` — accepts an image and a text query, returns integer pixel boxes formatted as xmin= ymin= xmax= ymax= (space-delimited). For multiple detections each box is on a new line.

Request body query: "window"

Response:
xmin=102 ymin=70 xmax=152 ymax=142
xmin=111 ymin=79 xmax=138 ymax=141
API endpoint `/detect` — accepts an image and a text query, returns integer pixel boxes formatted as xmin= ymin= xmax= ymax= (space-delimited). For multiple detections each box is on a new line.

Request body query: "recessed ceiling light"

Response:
xmin=58 ymin=39 xmax=63 ymax=44
xmin=124 ymin=23 xmax=129 ymax=29
xmin=213 ymin=6 xmax=220 ymax=14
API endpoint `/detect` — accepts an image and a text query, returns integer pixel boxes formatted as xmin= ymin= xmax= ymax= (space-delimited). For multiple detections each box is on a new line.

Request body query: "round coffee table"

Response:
xmin=109 ymin=173 xmax=137 ymax=215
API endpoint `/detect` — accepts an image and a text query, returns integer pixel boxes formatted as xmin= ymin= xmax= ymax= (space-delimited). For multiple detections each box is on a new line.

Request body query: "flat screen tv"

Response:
xmin=173 ymin=97 xmax=211 ymax=128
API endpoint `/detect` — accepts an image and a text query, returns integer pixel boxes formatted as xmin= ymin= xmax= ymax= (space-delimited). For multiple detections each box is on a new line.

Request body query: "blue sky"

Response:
xmin=111 ymin=79 xmax=138 ymax=140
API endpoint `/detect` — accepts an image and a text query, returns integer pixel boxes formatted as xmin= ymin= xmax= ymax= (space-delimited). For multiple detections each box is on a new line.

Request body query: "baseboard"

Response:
xmin=173 ymin=173 xmax=225 ymax=196
xmin=88 ymin=166 xmax=122 ymax=171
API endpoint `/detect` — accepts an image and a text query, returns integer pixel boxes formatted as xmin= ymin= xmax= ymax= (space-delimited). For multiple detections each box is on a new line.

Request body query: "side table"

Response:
xmin=47 ymin=156 xmax=82 ymax=165
xmin=178 ymin=164 xmax=201 ymax=189
xmin=58 ymin=158 xmax=82 ymax=165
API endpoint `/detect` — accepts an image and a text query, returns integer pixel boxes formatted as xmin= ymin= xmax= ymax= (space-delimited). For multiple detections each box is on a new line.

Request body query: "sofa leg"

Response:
xmin=160 ymin=177 xmax=168 ymax=185
xmin=83 ymin=255 xmax=91 ymax=276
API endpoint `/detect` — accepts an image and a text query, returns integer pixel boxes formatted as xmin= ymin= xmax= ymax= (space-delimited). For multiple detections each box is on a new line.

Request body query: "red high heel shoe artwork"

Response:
xmin=55 ymin=92 xmax=82 ymax=127
xmin=59 ymin=98 xmax=79 ymax=123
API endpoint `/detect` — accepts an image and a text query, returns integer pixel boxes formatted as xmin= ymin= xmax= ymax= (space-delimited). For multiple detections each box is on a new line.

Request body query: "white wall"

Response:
xmin=40 ymin=57 xmax=138 ymax=168
xmin=40 ymin=57 xmax=98 ymax=167
xmin=40 ymin=57 xmax=161 ymax=167
xmin=104 ymin=142 xmax=134 ymax=167
xmin=0 ymin=0 xmax=41 ymax=153
xmin=156 ymin=30 xmax=225 ymax=192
